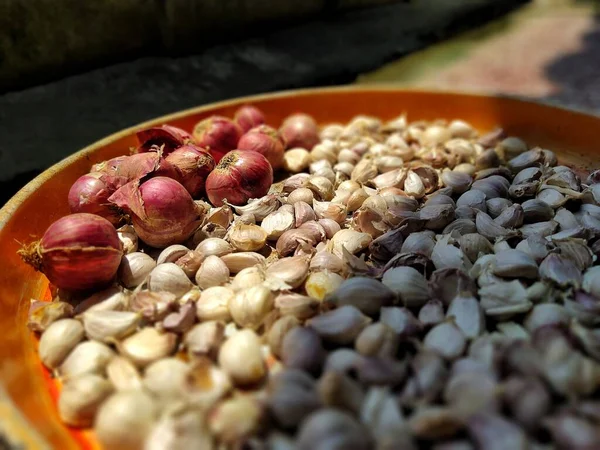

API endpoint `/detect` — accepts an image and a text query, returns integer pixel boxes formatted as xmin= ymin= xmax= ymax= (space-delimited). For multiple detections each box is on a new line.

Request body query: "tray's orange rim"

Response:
xmin=1 ymin=85 xmax=599 ymax=448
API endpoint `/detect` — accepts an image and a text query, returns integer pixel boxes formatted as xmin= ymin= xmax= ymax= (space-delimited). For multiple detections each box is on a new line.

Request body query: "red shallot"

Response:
xmin=109 ymin=177 xmax=203 ymax=248
xmin=193 ymin=116 xmax=243 ymax=163
xmin=280 ymin=113 xmax=320 ymax=150
xmin=165 ymin=145 xmax=215 ymax=197
xmin=234 ymin=105 xmax=265 ymax=133
xmin=205 ymin=150 xmax=273 ymax=206
xmin=237 ymin=125 xmax=285 ymax=170
xmin=19 ymin=213 xmax=123 ymax=292
xmin=68 ymin=173 xmax=122 ymax=225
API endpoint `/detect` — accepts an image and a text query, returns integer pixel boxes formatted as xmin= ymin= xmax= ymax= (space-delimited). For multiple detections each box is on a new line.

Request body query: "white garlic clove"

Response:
xmin=144 ymin=406 xmax=212 ymax=450
xmin=265 ymin=255 xmax=310 ymax=290
xmin=274 ymin=293 xmax=320 ymax=320
xmin=230 ymin=266 xmax=265 ymax=292
xmin=118 ymin=327 xmax=177 ymax=368
xmin=184 ymin=321 xmax=225 ymax=360
xmin=310 ymin=143 xmax=338 ymax=165
xmin=208 ymin=395 xmax=264 ymax=444
xmin=95 ymin=391 xmax=158 ymax=450
xmin=58 ymin=374 xmax=114 ymax=427
xmin=117 ymin=225 xmax=138 ymax=254
xmin=313 ymin=200 xmax=347 ymax=224
xmin=329 ymin=229 xmax=372 ymax=258
xmin=186 ymin=361 xmax=233 ymax=409
xmin=195 ymin=255 xmax=230 ymax=290
xmin=143 ymin=357 xmax=191 ymax=400
xmin=106 ymin=356 xmax=143 ymax=391
xmin=310 ymin=158 xmax=334 ymax=174
xmin=228 ymin=223 xmax=268 ymax=252
xmin=82 ymin=310 xmax=140 ymax=343
xmin=305 ymin=271 xmax=345 ymax=301
xmin=218 ymin=329 xmax=266 ymax=386
xmin=59 ymin=340 xmax=115 ymax=380
xmin=118 ymin=252 xmax=156 ymax=288
xmin=346 ymin=188 xmax=369 ymax=213
xmin=351 ymin=159 xmax=378 ymax=184
xmin=376 ymin=155 xmax=404 ymax=173
xmin=148 ymin=263 xmax=193 ymax=297
xmin=337 ymin=180 xmax=361 ymax=193
xmin=39 ymin=318 xmax=85 ymax=370
xmin=276 ymin=229 xmax=317 ymax=257
xmin=294 ymin=201 xmax=317 ymax=227
xmin=229 ymin=195 xmax=280 ymax=221
xmin=207 ymin=205 xmax=234 ymax=228
xmin=371 ymin=168 xmax=407 ymax=190
xmin=333 ymin=161 xmax=355 ymax=178
xmin=310 ymin=251 xmax=345 ymax=274
xmin=195 ymin=238 xmax=234 ymax=258
xmin=261 ymin=208 xmax=295 ymax=240
xmin=74 ymin=286 xmax=129 ymax=315
xmin=156 ymin=245 xmax=189 ymax=265
xmin=404 ymin=170 xmax=426 ymax=199
xmin=283 ymin=148 xmax=311 ymax=173
xmin=27 ymin=300 xmax=74 ymax=332
xmin=287 ymin=187 xmax=315 ymax=205
xmin=229 ymin=285 xmax=275 ymax=329
xmin=306 ymin=176 xmax=335 ymax=201
xmin=196 ymin=286 xmax=234 ymax=322
xmin=220 ymin=252 xmax=266 ymax=274
xmin=130 ymin=290 xmax=177 ymax=323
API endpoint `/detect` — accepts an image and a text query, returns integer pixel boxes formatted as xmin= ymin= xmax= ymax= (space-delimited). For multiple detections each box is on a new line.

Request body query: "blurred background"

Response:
xmin=0 ymin=0 xmax=597 ymax=205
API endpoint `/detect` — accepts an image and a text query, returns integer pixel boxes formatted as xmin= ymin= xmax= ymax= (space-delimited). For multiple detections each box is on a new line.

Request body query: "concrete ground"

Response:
xmin=358 ymin=0 xmax=600 ymax=113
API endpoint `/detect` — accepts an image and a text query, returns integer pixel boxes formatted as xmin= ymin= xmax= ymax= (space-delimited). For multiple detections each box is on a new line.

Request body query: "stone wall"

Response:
xmin=0 ymin=0 xmax=401 ymax=91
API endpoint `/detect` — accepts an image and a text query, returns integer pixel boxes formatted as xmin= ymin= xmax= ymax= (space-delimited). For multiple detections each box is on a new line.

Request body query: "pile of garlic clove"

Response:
xmin=28 ymin=111 xmax=600 ymax=449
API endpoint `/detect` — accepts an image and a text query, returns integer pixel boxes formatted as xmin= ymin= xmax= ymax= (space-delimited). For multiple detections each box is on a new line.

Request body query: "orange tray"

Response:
xmin=1 ymin=86 xmax=599 ymax=449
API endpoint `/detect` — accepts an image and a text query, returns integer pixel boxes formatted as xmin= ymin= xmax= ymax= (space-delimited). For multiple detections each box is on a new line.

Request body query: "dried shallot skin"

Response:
xmin=136 ymin=124 xmax=194 ymax=154
xmin=68 ymin=173 xmax=121 ymax=225
xmin=165 ymin=144 xmax=215 ymax=197
xmin=95 ymin=152 xmax=183 ymax=188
